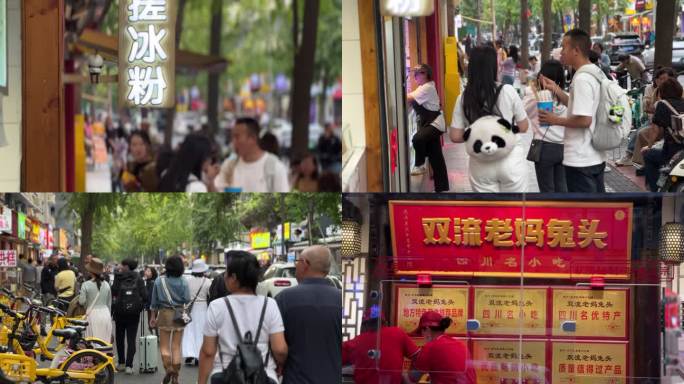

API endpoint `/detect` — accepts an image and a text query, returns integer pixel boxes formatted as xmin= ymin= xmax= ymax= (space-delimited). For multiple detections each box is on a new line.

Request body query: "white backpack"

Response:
xmin=575 ymin=65 xmax=632 ymax=151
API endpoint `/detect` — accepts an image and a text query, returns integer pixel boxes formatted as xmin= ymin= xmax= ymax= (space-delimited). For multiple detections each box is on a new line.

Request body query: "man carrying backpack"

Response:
xmin=112 ymin=258 xmax=147 ymax=373
xmin=539 ymin=28 xmax=620 ymax=193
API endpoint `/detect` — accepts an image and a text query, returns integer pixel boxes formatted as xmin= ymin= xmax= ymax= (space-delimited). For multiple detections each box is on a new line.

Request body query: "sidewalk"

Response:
xmin=412 ymin=132 xmax=646 ymax=193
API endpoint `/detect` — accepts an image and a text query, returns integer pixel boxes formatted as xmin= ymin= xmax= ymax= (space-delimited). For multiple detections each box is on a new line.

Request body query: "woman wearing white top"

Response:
xmin=78 ymin=258 xmax=112 ymax=343
xmin=407 ymin=64 xmax=449 ymax=192
xmin=197 ymin=251 xmax=287 ymax=384
xmin=182 ymin=259 xmax=213 ymax=365
xmin=450 ymin=45 xmax=530 ymax=192
xmin=523 ymin=60 xmax=568 ymax=192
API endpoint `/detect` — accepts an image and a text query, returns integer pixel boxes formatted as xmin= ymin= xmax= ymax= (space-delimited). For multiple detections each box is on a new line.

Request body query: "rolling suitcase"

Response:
xmin=139 ymin=312 xmax=159 ymax=373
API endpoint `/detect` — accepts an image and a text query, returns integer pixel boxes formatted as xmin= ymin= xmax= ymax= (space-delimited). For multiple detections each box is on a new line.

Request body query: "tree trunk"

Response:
xmin=578 ymin=0 xmax=591 ymax=33
xmin=290 ymin=0 xmax=320 ymax=158
xmin=318 ymin=70 xmax=329 ymax=127
xmin=654 ymin=0 xmax=676 ymax=69
xmin=163 ymin=0 xmax=187 ymax=147
xmin=207 ymin=0 xmax=223 ymax=139
xmin=475 ymin=0 xmax=482 ymax=43
xmin=79 ymin=197 xmax=95 ymax=274
xmin=520 ymin=0 xmax=529 ymax=69
xmin=542 ymin=0 xmax=552 ymax=62
xmin=596 ymin=11 xmax=603 ymax=36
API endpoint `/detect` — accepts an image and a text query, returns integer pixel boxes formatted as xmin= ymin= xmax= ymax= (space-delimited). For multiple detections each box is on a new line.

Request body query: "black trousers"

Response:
xmin=115 ymin=314 xmax=140 ymax=368
xmin=412 ymin=125 xmax=449 ymax=192
xmin=564 ymin=163 xmax=606 ymax=193
xmin=533 ymin=142 xmax=567 ymax=193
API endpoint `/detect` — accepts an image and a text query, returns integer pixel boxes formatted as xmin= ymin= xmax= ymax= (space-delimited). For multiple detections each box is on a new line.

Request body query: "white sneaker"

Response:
xmin=411 ymin=165 xmax=427 ymax=175
xmin=632 ymin=161 xmax=644 ymax=170
xmin=125 ymin=367 xmax=133 ymax=375
xmin=116 ymin=364 xmax=125 ymax=372
xmin=615 ymin=153 xmax=633 ymax=166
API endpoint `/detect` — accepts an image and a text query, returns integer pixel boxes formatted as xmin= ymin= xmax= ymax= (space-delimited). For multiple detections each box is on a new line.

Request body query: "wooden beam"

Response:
xmin=22 ymin=0 xmax=65 ymax=191
xmin=358 ymin=0 xmax=383 ymax=192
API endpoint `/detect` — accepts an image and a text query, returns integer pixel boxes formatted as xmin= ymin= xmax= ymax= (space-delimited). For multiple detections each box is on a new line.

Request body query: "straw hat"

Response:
xmin=85 ymin=258 xmax=105 ymax=275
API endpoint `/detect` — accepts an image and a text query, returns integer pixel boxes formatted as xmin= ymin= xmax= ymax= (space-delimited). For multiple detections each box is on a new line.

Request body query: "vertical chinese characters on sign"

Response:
xmin=119 ymin=0 xmax=176 ymax=108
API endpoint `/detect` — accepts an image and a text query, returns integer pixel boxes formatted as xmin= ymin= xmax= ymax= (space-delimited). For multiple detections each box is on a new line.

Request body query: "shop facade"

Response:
xmin=342 ymin=194 xmax=684 ymax=382
xmin=342 ymin=0 xmax=459 ymax=192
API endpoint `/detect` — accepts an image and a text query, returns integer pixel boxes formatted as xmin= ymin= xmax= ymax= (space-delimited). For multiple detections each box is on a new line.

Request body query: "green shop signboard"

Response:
xmin=17 ymin=212 xmax=25 ymax=239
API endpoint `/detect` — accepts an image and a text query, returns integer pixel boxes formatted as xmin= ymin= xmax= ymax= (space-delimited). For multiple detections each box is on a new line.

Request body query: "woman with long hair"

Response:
xmin=523 ymin=59 xmax=568 ymax=192
xmin=158 ymin=134 xmax=220 ymax=192
xmin=449 ymin=45 xmax=529 ymax=192
xmin=197 ymin=251 xmax=287 ymax=384
xmin=292 ymin=152 xmax=320 ymax=192
xmin=78 ymin=258 xmax=112 ymax=343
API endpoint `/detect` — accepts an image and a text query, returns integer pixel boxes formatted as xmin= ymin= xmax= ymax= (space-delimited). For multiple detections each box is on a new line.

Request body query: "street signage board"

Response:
xmin=0 ymin=206 xmax=10 ymax=233
xmin=119 ymin=0 xmax=177 ymax=108
xmin=0 ymin=250 xmax=16 ymax=267
xmin=388 ymin=201 xmax=632 ymax=279
xmin=392 ymin=284 xmax=469 ymax=335
xmin=17 ymin=213 xmax=25 ymax=240
xmin=381 ymin=0 xmax=434 ymax=17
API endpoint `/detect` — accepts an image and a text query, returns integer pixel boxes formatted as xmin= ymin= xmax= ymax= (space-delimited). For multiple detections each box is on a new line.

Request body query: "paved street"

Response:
xmin=411 ymin=130 xmax=645 ymax=193
xmin=115 ymin=312 xmax=199 ymax=384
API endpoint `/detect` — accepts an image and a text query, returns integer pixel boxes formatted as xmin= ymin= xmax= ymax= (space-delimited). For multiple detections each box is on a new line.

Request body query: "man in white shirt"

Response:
xmin=539 ymin=28 xmax=606 ymax=192
xmin=214 ymin=118 xmax=290 ymax=192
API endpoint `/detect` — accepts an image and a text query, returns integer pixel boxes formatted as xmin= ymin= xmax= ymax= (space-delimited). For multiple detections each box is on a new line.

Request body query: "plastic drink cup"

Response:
xmin=224 ymin=187 xmax=243 ymax=193
xmin=538 ymin=101 xmax=553 ymax=127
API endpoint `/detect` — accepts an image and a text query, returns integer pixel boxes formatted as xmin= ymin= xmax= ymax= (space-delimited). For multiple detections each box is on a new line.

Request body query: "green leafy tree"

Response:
xmin=64 ymin=193 xmax=126 ymax=271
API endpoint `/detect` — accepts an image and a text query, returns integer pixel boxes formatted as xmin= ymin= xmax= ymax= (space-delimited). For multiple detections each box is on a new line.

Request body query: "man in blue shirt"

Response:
xmin=275 ymin=246 xmax=341 ymax=384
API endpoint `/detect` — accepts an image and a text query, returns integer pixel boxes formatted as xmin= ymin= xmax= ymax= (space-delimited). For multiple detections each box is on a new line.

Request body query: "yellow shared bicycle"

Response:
xmin=0 ymin=302 xmax=116 ymax=384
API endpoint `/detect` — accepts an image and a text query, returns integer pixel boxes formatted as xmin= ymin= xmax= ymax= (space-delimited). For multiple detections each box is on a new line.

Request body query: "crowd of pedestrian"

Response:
xmin=411 ymin=28 xmax=684 ymax=193
xmin=95 ymin=116 xmax=342 ymax=193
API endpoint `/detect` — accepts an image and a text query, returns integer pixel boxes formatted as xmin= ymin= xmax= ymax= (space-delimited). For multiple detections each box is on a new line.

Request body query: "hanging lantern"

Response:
xmin=659 ymin=222 xmax=684 ymax=265
xmin=342 ymin=198 xmax=363 ymax=259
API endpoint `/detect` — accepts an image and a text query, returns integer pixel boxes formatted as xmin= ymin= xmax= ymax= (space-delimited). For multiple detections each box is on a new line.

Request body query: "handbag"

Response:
xmin=66 ymin=297 xmax=86 ymax=317
xmin=160 ymin=277 xmax=191 ymax=326
xmin=67 ymin=282 xmax=101 ymax=317
xmin=527 ymin=124 xmax=550 ymax=162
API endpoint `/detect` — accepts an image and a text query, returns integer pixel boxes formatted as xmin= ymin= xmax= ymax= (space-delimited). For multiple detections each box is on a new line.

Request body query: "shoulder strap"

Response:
xmin=575 ymin=65 xmax=605 ymax=87
xmin=658 ymin=99 xmax=681 ymax=115
xmin=86 ymin=282 xmax=102 ymax=316
xmin=160 ymin=277 xmax=176 ymax=307
xmin=263 ymin=155 xmax=277 ymax=192
xmin=489 ymin=84 xmax=505 ymax=117
xmin=223 ymin=297 xmax=244 ymax=344
xmin=189 ymin=278 xmax=206 ymax=307
xmin=253 ymin=297 xmax=268 ymax=343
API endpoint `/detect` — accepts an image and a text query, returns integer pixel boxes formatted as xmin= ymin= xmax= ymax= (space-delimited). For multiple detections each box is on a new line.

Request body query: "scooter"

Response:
xmin=658 ymin=149 xmax=684 ymax=193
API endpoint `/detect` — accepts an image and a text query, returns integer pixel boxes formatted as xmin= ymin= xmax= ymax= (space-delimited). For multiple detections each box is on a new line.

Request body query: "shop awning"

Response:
xmin=74 ymin=29 xmax=229 ymax=74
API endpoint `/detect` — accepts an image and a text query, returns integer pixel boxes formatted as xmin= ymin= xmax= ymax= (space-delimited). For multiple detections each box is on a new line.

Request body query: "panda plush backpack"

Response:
xmin=463 ymin=85 xmax=520 ymax=162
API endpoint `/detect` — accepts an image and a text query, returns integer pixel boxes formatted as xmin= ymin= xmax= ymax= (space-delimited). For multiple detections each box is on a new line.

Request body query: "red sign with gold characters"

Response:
xmin=389 ymin=201 xmax=632 ymax=279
